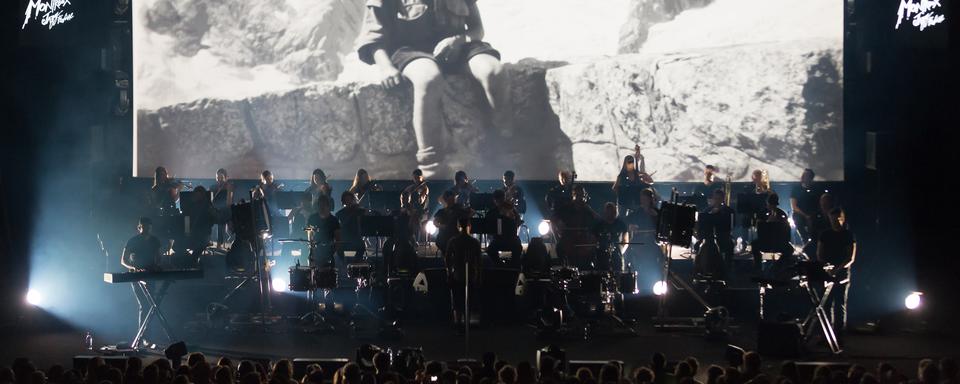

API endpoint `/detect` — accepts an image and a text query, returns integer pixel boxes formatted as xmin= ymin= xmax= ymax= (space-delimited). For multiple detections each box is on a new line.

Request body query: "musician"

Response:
xmin=697 ymin=189 xmax=735 ymax=264
xmin=501 ymin=170 xmax=526 ymax=214
xmin=121 ymin=217 xmax=164 ymax=271
xmin=356 ymin=0 xmax=504 ymax=177
xmin=449 ymin=170 xmax=479 ymax=208
xmin=816 ymin=207 xmax=856 ymax=333
xmin=211 ymin=168 xmax=235 ymax=247
xmin=750 ymin=193 xmax=793 ymax=272
xmin=692 ymin=165 xmax=720 ymax=199
xmin=401 ymin=169 xmax=431 ymax=231
xmin=545 ymin=171 xmax=575 ymax=218
xmin=336 ymin=191 xmax=369 ymax=259
xmin=444 ymin=216 xmax=483 ymax=327
xmin=211 ymin=168 xmax=234 ymax=209
xmin=484 ymin=189 xmax=522 ymax=266
xmin=612 ymin=144 xmax=654 ymax=216
xmin=151 ymin=166 xmax=188 ymax=215
xmin=740 ymin=169 xmax=772 ymax=229
xmin=288 ymin=193 xmax=314 ymax=233
xmin=252 ymin=170 xmax=284 ymax=216
xmin=554 ymin=185 xmax=599 ymax=269
xmin=790 ymin=169 xmax=823 ymax=243
xmin=180 ymin=186 xmax=217 ymax=264
xmin=802 ymin=192 xmax=839 ymax=257
xmin=307 ymin=198 xmax=342 ymax=267
xmin=349 ymin=168 xmax=382 ymax=209
xmin=593 ymin=202 xmax=629 ymax=271
xmin=120 ymin=217 xmax=165 ymax=329
xmin=307 ymin=168 xmax=334 ymax=213
xmin=627 ymin=188 xmax=659 ymax=231
xmin=433 ymin=190 xmax=472 ymax=258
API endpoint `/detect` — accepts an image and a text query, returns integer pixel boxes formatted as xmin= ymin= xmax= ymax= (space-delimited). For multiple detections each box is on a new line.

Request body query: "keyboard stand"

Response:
xmin=800 ymin=278 xmax=842 ymax=354
xmin=131 ymin=280 xmax=175 ymax=350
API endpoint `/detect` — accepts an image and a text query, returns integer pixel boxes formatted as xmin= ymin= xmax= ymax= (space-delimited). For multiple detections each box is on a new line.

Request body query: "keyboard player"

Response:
xmin=121 ymin=217 xmax=164 ymax=271
xmin=120 ymin=216 xmax=165 ymax=334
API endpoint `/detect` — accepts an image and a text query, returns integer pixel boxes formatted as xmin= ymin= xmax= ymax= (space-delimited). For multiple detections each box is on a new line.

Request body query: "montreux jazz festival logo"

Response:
xmin=895 ymin=0 xmax=946 ymax=31
xmin=21 ymin=0 xmax=75 ymax=30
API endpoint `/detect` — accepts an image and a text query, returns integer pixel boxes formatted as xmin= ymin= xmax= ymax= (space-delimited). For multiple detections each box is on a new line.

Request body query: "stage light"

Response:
xmin=272 ymin=277 xmax=288 ymax=293
xmin=538 ymin=220 xmax=551 ymax=236
xmin=25 ymin=289 xmax=43 ymax=306
xmin=788 ymin=217 xmax=796 ymax=228
xmin=425 ymin=220 xmax=438 ymax=236
xmin=904 ymin=291 xmax=923 ymax=310
xmin=653 ymin=281 xmax=667 ymax=296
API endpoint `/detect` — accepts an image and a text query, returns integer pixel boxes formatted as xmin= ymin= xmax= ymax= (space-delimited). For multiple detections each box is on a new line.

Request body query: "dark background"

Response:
xmin=1 ymin=0 xmax=957 ymax=330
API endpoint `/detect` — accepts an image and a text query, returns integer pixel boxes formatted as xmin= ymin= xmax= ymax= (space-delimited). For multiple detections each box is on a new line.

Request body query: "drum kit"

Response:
xmin=536 ymin=249 xmax=640 ymax=338
xmin=279 ymin=226 xmax=392 ymax=334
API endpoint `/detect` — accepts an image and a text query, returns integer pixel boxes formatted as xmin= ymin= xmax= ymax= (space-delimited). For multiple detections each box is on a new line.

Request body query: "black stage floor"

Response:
xmin=3 ymin=313 xmax=957 ymax=378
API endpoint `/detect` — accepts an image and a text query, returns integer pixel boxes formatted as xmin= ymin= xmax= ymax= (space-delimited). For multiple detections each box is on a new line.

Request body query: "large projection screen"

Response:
xmin=134 ymin=0 xmax=843 ymax=181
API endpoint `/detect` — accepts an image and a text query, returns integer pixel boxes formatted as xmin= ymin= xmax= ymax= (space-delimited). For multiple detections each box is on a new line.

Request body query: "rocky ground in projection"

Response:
xmin=136 ymin=0 xmax=843 ymax=181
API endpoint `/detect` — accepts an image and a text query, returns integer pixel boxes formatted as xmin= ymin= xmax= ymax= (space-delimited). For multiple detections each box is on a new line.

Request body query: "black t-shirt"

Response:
xmin=125 ymin=234 xmax=163 ymax=269
xmin=445 ymin=233 xmax=483 ymax=284
xmin=790 ymin=184 xmax=823 ymax=216
xmin=594 ymin=218 xmax=628 ymax=250
xmin=627 ymin=207 xmax=659 ymax=231
xmin=307 ymin=213 xmax=341 ymax=245
xmin=818 ymin=228 xmax=855 ymax=266
xmin=434 ymin=205 xmax=471 ymax=249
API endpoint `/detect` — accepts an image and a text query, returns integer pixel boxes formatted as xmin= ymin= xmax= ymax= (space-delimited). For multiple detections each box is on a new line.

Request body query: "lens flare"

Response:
xmin=538 ymin=220 xmax=551 ymax=236
xmin=904 ymin=291 xmax=922 ymax=310
xmin=653 ymin=281 xmax=668 ymax=296
xmin=25 ymin=289 xmax=43 ymax=306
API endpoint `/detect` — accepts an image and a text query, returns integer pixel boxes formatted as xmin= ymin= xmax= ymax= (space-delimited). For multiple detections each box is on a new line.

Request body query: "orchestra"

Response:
xmin=121 ymin=159 xmax=854 ymax=339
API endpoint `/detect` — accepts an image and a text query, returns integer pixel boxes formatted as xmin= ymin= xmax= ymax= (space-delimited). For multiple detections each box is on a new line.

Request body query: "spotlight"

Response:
xmin=538 ymin=220 xmax=551 ymax=236
xmin=25 ymin=289 xmax=42 ymax=306
xmin=652 ymin=281 xmax=667 ymax=296
xmin=272 ymin=277 xmax=288 ymax=293
xmin=904 ymin=291 xmax=923 ymax=310
xmin=425 ymin=220 xmax=438 ymax=236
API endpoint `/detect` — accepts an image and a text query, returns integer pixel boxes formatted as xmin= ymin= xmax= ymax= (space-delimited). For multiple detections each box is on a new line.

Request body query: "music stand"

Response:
xmin=276 ymin=191 xmax=307 ymax=210
xmin=736 ymin=193 xmax=766 ymax=215
xmin=359 ymin=215 xmax=396 ymax=238
xmin=469 ymin=193 xmax=495 ymax=212
xmin=367 ymin=191 xmax=402 ymax=214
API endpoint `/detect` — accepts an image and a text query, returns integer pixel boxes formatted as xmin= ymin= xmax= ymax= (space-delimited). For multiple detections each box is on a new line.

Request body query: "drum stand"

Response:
xmin=799 ymin=276 xmax=843 ymax=354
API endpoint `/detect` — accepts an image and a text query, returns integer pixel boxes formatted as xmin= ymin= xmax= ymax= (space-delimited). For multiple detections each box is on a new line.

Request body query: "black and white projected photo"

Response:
xmin=134 ymin=0 xmax=843 ymax=181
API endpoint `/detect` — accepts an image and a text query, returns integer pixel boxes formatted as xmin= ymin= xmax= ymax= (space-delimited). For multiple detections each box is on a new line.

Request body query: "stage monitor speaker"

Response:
xmin=292 ymin=358 xmax=350 ymax=381
xmin=757 ymin=321 xmax=803 ymax=357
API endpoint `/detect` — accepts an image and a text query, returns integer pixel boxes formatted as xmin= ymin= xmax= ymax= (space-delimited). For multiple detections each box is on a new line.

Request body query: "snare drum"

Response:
xmin=347 ymin=262 xmax=373 ymax=280
xmin=288 ymin=265 xmax=315 ymax=292
xmin=314 ymin=266 xmax=338 ymax=289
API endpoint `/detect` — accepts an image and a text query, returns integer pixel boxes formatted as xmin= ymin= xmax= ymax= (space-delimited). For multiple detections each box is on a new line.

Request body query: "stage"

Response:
xmin=3 ymin=315 xmax=957 ymax=378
